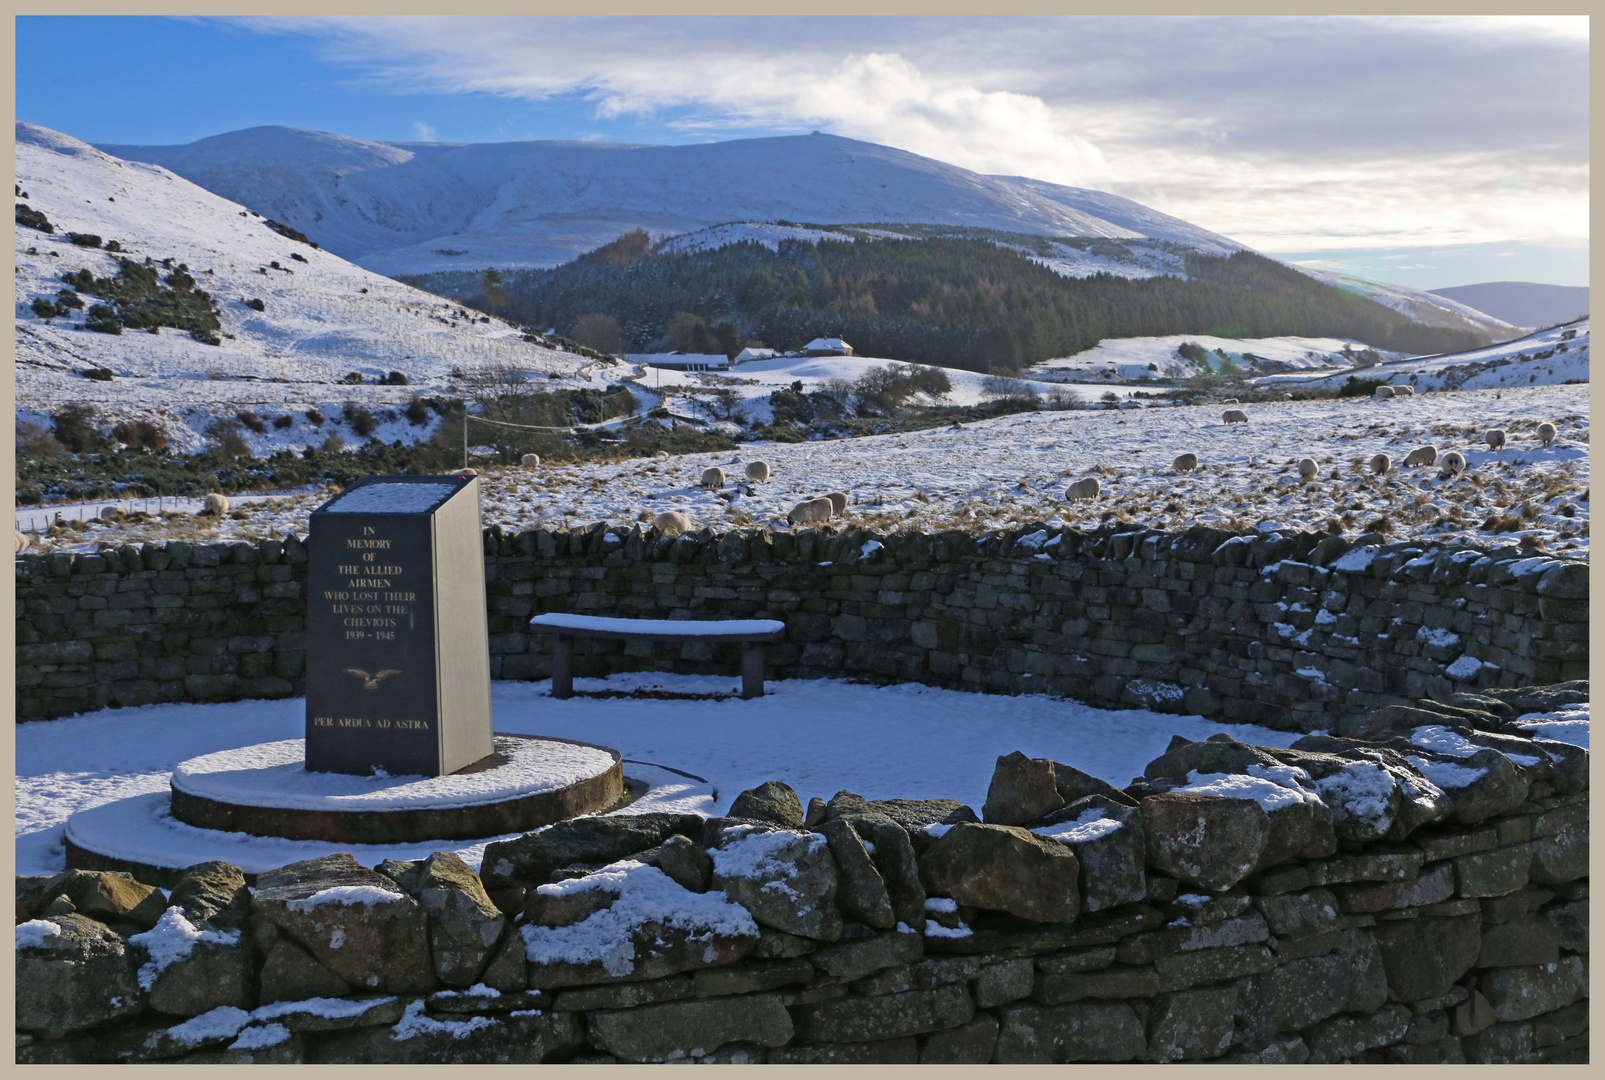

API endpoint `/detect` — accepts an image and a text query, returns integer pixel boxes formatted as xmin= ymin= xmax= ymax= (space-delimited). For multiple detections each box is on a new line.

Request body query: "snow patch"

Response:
xmin=15 ymin=919 xmax=61 ymax=949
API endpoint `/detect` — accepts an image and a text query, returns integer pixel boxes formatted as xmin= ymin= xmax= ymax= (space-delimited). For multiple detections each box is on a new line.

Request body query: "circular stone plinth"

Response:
xmin=61 ymin=762 xmax=715 ymax=888
xmin=168 ymin=733 xmax=622 ymax=844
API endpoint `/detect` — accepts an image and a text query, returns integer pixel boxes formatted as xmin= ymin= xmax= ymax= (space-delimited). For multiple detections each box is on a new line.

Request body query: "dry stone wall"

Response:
xmin=15 ymin=523 xmax=1589 ymax=729
xmin=15 ymin=686 xmax=1588 ymax=1064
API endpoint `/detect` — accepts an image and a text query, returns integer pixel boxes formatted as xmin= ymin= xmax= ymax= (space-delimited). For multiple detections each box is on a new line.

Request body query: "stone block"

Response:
xmin=918 ymin=1013 xmax=998 ymax=1063
xmin=1145 ymin=985 xmax=1237 ymax=1062
xmin=1305 ymin=1003 xmax=1412 ymax=1063
xmin=974 ymin=957 xmax=1035 ymax=1008
xmin=1477 ymin=916 xmax=1560 ymax=968
xmin=1454 ymin=845 xmax=1531 ymax=897
xmin=586 ymin=993 xmax=794 ymax=1062
xmin=791 ymin=983 xmax=974 ymax=1044
xmin=993 ymin=1000 xmax=1147 ymax=1063
xmin=1480 ymin=956 xmax=1586 ymax=1022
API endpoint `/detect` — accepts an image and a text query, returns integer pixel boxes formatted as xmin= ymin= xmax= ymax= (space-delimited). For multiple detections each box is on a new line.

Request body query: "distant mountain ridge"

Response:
xmin=94 ymin=124 xmax=1518 ymax=341
xmin=95 ymin=126 xmax=1247 ymax=277
xmin=1427 ymin=281 xmax=1588 ymax=330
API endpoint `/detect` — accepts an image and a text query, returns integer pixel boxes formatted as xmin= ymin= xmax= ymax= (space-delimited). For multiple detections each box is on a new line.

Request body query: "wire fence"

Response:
xmin=12 ymin=493 xmax=284 ymax=537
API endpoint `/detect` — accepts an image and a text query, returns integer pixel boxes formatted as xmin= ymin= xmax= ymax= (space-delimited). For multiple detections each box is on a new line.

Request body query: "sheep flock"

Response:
xmin=20 ymin=383 xmax=1590 ymax=558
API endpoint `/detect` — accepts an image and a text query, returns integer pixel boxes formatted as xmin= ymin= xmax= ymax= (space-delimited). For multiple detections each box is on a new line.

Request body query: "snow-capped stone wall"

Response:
xmin=14 ymin=522 xmax=1588 ymax=728
xmin=15 ymin=696 xmax=1588 ymax=1063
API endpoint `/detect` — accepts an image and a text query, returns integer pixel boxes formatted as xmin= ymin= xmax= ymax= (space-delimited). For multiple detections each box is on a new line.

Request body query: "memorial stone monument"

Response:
xmin=305 ymin=474 xmax=493 ymax=776
xmin=61 ymin=472 xmax=640 ymax=881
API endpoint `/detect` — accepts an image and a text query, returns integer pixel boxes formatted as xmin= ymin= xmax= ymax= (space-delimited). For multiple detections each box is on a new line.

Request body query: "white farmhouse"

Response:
xmin=802 ymin=337 xmax=853 ymax=357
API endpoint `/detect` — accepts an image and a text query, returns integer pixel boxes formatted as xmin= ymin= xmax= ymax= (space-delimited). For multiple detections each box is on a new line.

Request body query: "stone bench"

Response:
xmin=528 ymin=613 xmax=787 ymax=700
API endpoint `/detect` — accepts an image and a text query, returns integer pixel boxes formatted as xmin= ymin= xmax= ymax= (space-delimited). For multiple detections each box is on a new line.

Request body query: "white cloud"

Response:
xmin=411 ymin=121 xmax=436 ymax=142
xmin=223 ymin=16 xmax=1588 ymax=256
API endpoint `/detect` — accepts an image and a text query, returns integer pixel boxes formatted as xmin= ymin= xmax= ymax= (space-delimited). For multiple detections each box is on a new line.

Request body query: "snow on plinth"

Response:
xmin=171 ymin=736 xmax=616 ymax=813
xmin=318 ymin=482 xmax=463 ymax=515
xmin=66 ymin=760 xmax=715 ymax=877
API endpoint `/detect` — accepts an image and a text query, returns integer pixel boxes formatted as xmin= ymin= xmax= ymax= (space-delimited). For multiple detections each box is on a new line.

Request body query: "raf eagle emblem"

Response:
xmin=344 ymin=668 xmax=401 ymax=690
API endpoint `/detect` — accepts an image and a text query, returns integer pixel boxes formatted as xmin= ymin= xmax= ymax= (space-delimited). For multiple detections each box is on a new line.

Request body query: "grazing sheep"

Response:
xmin=201 ymin=493 xmax=230 ymax=516
xmin=1537 ymin=422 xmax=1557 ymax=447
xmin=99 ymin=505 xmax=122 ymax=523
xmin=1280 ymin=392 xmax=1294 ymax=401
xmin=700 ymin=467 xmax=726 ymax=489
xmin=1222 ymin=409 xmax=1248 ymax=424
xmin=744 ymin=460 xmax=771 ymax=482
xmin=655 ymin=450 xmax=670 ymax=459
xmin=1393 ymin=385 xmax=1415 ymax=397
xmin=1221 ymin=398 xmax=1239 ymax=405
xmin=452 ymin=467 xmax=479 ymax=478
xmin=520 ymin=453 xmax=540 ymax=468
xmin=1485 ymin=428 xmax=1506 ymax=451
xmin=823 ymin=491 xmax=848 ymax=518
xmin=1373 ymin=385 xmax=1395 ymax=400
xmin=15 ymin=530 xmax=29 ymax=553
xmin=1064 ymin=477 xmax=1101 ymax=500
xmin=1297 ymin=457 xmax=1319 ymax=480
xmin=787 ymin=497 xmax=833 ymax=525
xmin=1173 ymin=452 xmax=1198 ymax=474
xmin=1404 ymin=445 xmax=1438 ymax=467
xmin=1440 ymin=450 xmax=1468 ymax=477
xmin=654 ymin=511 xmax=694 ymax=537
xmin=1370 ymin=453 xmax=1392 ymax=475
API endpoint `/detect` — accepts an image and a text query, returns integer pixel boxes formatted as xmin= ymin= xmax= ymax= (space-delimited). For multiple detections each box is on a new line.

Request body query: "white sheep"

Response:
xmin=654 ymin=511 xmax=693 ymax=537
xmin=15 ymin=530 xmax=29 ymax=553
xmin=1373 ymin=385 xmax=1395 ymax=400
xmin=453 ymin=467 xmax=479 ymax=478
xmin=521 ymin=453 xmax=540 ymax=468
xmin=823 ymin=491 xmax=848 ymax=518
xmin=700 ymin=467 xmax=726 ymax=489
xmin=787 ymin=497 xmax=833 ymax=525
xmin=1064 ymin=477 xmax=1101 ymax=500
xmin=1222 ymin=409 xmax=1248 ymax=424
xmin=1537 ymin=422 xmax=1557 ymax=447
xmin=99 ymin=505 xmax=122 ymax=523
xmin=201 ymin=493 xmax=230 ymax=516
xmin=1173 ymin=452 xmax=1198 ymax=474
xmin=1221 ymin=398 xmax=1239 ymax=405
xmin=1370 ymin=453 xmax=1392 ymax=475
xmin=1485 ymin=428 xmax=1506 ymax=451
xmin=1403 ymin=445 xmax=1438 ymax=467
xmin=1393 ymin=385 xmax=1415 ymax=397
xmin=1297 ymin=458 xmax=1319 ymax=480
xmin=1440 ymin=450 xmax=1468 ymax=477
xmin=744 ymin=460 xmax=771 ymax=482
xmin=1279 ymin=392 xmax=1294 ymax=401
xmin=655 ymin=450 xmax=670 ymax=459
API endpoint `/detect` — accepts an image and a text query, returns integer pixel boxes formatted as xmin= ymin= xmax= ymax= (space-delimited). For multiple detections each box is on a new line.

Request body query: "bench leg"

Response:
xmin=552 ymin=634 xmax=574 ymax=698
xmin=741 ymin=643 xmax=765 ymax=699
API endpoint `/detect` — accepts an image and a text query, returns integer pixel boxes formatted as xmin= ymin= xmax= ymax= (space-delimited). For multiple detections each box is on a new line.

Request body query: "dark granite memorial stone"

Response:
xmin=305 ymin=474 xmax=493 ymax=777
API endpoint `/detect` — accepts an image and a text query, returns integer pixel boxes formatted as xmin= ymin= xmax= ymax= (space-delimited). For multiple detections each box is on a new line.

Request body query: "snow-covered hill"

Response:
xmin=14 ymin=123 xmax=609 ymax=453
xmin=95 ymin=125 xmax=1519 ymax=340
xmin=1255 ymin=319 xmax=1590 ymax=394
xmin=1296 ymin=266 xmax=1520 ymax=339
xmin=96 ymin=127 xmax=1245 ymax=277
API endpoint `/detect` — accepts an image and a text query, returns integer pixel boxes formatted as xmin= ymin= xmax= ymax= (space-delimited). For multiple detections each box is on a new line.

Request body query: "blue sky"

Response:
xmin=15 ymin=16 xmax=1589 ymax=289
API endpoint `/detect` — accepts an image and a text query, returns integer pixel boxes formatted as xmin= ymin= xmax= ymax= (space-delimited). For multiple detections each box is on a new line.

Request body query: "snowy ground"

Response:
xmin=15 ymin=673 xmax=1315 ymax=877
xmin=25 ymin=382 xmax=1590 ymax=559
